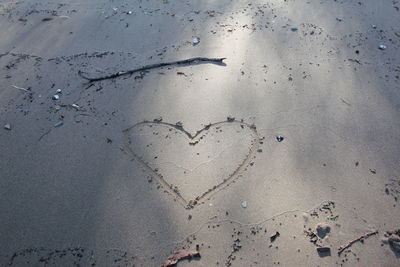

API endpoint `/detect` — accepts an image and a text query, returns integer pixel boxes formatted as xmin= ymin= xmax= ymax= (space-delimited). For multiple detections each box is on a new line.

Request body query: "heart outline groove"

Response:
xmin=122 ymin=119 xmax=260 ymax=209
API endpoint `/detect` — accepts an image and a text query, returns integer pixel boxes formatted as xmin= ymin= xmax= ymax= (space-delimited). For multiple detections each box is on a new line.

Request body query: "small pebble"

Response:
xmin=192 ymin=37 xmax=200 ymax=45
xmin=56 ymin=88 xmax=62 ymax=93
xmin=4 ymin=123 xmax=11 ymax=130
xmin=71 ymin=104 xmax=80 ymax=110
xmin=378 ymin=44 xmax=387 ymax=50
xmin=372 ymin=24 xmax=377 ymax=29
xmin=127 ymin=10 xmax=132 ymax=14
xmin=52 ymin=95 xmax=60 ymax=100
xmin=54 ymin=121 xmax=63 ymax=127
xmin=316 ymin=222 xmax=331 ymax=239
xmin=241 ymin=200 xmax=248 ymax=208
xmin=290 ymin=26 xmax=298 ymax=32
xmin=336 ymin=18 xmax=343 ymax=22
xmin=276 ymin=136 xmax=284 ymax=142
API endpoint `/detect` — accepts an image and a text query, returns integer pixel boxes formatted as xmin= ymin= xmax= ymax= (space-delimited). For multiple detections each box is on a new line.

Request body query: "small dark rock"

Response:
xmin=270 ymin=232 xmax=280 ymax=242
xmin=153 ymin=116 xmax=163 ymax=123
xmin=317 ymin=247 xmax=331 ymax=257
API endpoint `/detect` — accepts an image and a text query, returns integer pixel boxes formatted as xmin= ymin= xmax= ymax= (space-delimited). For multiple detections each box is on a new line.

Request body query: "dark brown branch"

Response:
xmin=78 ymin=57 xmax=226 ymax=82
xmin=338 ymin=230 xmax=378 ymax=255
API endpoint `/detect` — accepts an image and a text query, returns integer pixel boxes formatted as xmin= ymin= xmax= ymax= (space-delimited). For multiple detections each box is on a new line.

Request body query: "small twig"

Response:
xmin=78 ymin=57 xmax=226 ymax=82
xmin=11 ymin=84 xmax=29 ymax=92
xmin=338 ymin=230 xmax=378 ymax=255
xmin=161 ymin=250 xmax=200 ymax=267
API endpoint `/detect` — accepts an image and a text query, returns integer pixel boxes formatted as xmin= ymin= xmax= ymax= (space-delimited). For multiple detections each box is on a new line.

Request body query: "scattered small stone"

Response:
xmin=54 ymin=121 xmax=63 ymax=127
xmin=192 ymin=37 xmax=200 ymax=45
xmin=372 ymin=24 xmax=377 ymax=29
xmin=154 ymin=116 xmax=163 ymax=123
xmin=71 ymin=104 xmax=80 ymax=110
xmin=106 ymin=138 xmax=112 ymax=144
xmin=4 ymin=123 xmax=11 ymax=130
xmin=257 ymin=149 xmax=263 ymax=153
xmin=52 ymin=95 xmax=60 ymax=100
xmin=336 ymin=17 xmax=343 ymax=22
xmin=378 ymin=44 xmax=387 ymax=50
xmin=316 ymin=247 xmax=331 ymax=257
xmin=188 ymin=214 xmax=192 ymax=220
xmin=55 ymin=105 xmax=61 ymax=111
xmin=276 ymin=136 xmax=284 ymax=142
xmin=227 ymin=116 xmax=235 ymax=122
xmin=56 ymin=88 xmax=62 ymax=93
xmin=316 ymin=222 xmax=331 ymax=239
xmin=270 ymin=232 xmax=280 ymax=242
xmin=127 ymin=11 xmax=132 ymax=14
xmin=241 ymin=200 xmax=248 ymax=208
xmin=290 ymin=26 xmax=298 ymax=32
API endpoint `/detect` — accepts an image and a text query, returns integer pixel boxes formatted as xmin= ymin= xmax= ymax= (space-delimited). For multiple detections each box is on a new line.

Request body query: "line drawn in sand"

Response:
xmin=122 ymin=119 xmax=260 ymax=209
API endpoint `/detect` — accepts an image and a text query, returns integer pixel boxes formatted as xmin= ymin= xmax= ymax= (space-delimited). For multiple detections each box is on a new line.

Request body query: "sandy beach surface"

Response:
xmin=1 ymin=0 xmax=400 ymax=266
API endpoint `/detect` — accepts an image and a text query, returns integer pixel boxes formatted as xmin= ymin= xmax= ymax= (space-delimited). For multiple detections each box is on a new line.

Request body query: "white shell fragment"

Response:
xmin=53 ymin=121 xmax=63 ymax=127
xmin=71 ymin=104 xmax=80 ymax=110
xmin=192 ymin=37 xmax=200 ymax=45
xmin=241 ymin=200 xmax=248 ymax=208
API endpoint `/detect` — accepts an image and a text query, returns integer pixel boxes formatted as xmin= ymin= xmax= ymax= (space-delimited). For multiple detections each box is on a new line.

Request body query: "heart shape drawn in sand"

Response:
xmin=123 ymin=119 xmax=260 ymax=209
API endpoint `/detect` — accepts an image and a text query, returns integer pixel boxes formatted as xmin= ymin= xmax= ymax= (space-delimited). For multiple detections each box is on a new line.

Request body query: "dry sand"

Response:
xmin=0 ymin=0 xmax=400 ymax=266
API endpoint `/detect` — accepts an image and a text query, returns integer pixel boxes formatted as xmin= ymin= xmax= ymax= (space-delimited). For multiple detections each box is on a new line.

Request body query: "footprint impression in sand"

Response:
xmin=123 ymin=119 xmax=260 ymax=208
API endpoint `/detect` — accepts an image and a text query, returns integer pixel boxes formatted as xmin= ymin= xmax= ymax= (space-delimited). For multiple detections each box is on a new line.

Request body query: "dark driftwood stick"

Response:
xmin=78 ymin=57 xmax=226 ymax=82
xmin=338 ymin=230 xmax=378 ymax=255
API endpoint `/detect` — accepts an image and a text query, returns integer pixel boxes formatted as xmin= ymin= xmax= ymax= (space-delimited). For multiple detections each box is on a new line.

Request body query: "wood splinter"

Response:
xmin=338 ymin=230 xmax=378 ymax=256
xmin=78 ymin=57 xmax=226 ymax=82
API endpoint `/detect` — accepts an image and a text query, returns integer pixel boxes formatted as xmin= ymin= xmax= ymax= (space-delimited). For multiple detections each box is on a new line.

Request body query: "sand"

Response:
xmin=0 ymin=0 xmax=399 ymax=266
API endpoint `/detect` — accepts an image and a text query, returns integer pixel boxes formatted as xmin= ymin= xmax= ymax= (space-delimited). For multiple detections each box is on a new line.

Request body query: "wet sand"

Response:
xmin=0 ymin=0 xmax=400 ymax=266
